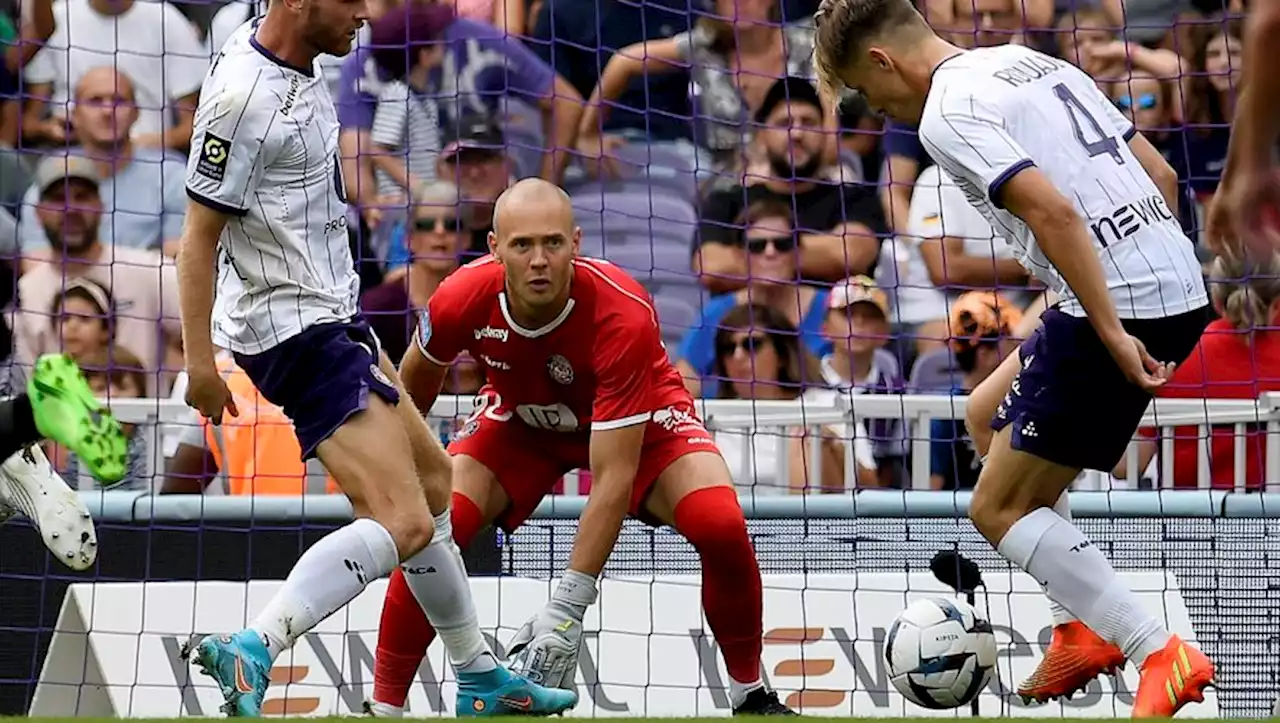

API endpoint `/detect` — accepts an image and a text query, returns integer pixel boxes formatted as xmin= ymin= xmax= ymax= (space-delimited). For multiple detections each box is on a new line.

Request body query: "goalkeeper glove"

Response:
xmin=507 ymin=570 xmax=598 ymax=690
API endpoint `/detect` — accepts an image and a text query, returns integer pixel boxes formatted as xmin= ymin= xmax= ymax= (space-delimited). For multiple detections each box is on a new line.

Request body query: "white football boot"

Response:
xmin=0 ymin=444 xmax=97 ymax=570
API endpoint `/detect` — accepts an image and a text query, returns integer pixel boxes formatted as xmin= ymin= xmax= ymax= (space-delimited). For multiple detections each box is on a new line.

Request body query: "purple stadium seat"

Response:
xmin=571 ymin=189 xmax=698 ymax=258
xmin=908 ymin=348 xmax=963 ymax=393
xmin=567 ymin=143 xmax=699 ymax=199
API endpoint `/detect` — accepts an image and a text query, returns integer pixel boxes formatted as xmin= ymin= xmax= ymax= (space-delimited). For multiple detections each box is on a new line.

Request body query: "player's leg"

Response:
xmin=370 ymin=398 xmax=576 ymax=717
xmin=185 ymin=324 xmax=435 ymax=716
xmin=369 ymin=464 xmax=507 ymax=717
xmin=970 ymin=310 xmax=1213 ymax=718
xmin=0 ymin=442 xmax=98 ymax=570
xmin=962 ymin=343 xmax=1114 ymax=703
xmin=1 ymin=353 xmax=127 ymax=483
xmin=639 ymin=417 xmax=795 ymax=716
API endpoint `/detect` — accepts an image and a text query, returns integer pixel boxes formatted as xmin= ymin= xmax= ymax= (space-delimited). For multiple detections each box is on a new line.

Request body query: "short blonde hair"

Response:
xmin=812 ymin=0 xmax=928 ymax=106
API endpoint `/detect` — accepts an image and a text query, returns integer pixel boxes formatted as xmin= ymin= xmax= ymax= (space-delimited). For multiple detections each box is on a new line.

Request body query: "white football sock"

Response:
xmin=728 ymin=678 xmax=764 ymax=708
xmin=997 ymin=508 xmax=1169 ymax=663
xmin=366 ymin=701 xmax=404 ymax=718
xmin=1046 ymin=492 xmax=1076 ymax=627
xmin=398 ymin=508 xmax=496 ymax=673
xmin=251 ymin=518 xmax=399 ymax=662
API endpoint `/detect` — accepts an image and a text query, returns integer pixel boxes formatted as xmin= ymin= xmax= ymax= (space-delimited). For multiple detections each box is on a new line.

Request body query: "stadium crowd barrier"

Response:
xmin=106 ymin=393 xmax=1280 ymax=497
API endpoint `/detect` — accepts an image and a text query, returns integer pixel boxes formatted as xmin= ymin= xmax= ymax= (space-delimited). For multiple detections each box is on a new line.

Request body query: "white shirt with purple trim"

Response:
xmin=185 ymin=23 xmax=360 ymax=355
xmin=917 ymin=44 xmax=1206 ymax=320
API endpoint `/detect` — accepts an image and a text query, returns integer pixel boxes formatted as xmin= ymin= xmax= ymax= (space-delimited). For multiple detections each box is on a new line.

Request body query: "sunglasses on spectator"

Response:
xmin=745 ymin=236 xmax=797 ymax=254
xmin=717 ymin=334 xmax=770 ymax=357
xmin=1115 ymin=93 xmax=1158 ymax=111
xmin=414 ymin=216 xmax=461 ymax=233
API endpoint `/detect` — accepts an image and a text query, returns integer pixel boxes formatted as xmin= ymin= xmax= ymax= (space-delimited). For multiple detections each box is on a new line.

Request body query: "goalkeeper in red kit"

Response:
xmin=365 ymin=179 xmax=795 ymax=718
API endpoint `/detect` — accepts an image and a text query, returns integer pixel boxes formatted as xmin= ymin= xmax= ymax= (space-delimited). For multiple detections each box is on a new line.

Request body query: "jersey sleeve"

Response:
xmin=918 ymin=94 xmax=1034 ymax=211
xmin=414 ymin=273 xmax=472 ymax=366
xmin=591 ymin=311 xmax=660 ymax=431
xmin=185 ymin=73 xmax=281 ymax=216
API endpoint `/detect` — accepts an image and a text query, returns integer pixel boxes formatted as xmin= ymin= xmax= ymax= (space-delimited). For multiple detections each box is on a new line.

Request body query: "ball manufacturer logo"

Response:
xmin=547 ymin=355 xmax=574 ymax=385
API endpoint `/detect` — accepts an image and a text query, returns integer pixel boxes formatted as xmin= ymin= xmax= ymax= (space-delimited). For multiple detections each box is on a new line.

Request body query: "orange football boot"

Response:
xmin=1018 ymin=621 xmax=1127 ymax=704
xmin=1132 ymin=635 xmax=1215 ymax=718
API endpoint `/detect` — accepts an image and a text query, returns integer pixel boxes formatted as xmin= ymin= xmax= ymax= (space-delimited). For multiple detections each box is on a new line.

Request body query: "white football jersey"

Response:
xmin=185 ymin=22 xmax=359 ymax=355
xmin=918 ymin=44 xmax=1207 ymax=319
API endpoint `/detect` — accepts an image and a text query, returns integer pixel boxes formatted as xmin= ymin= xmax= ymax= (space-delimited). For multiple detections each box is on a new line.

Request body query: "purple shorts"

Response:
xmin=990 ymin=305 xmax=1211 ymax=472
xmin=235 ymin=318 xmax=400 ymax=459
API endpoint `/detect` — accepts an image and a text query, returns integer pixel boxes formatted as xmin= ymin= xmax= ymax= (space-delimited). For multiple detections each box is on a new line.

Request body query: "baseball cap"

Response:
xmin=754 ymin=76 xmax=824 ymax=124
xmin=948 ymin=291 xmax=1024 ymax=353
xmin=828 ymin=275 xmax=889 ymax=318
xmin=441 ymin=115 xmax=505 ymax=160
xmin=34 ymin=155 xmax=100 ymax=195
xmin=368 ymin=3 xmax=455 ymax=80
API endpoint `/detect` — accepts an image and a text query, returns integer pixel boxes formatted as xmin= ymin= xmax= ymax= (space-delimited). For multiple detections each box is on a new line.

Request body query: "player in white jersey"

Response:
xmin=175 ymin=0 xmax=577 ymax=717
xmin=812 ymin=0 xmax=1215 ymax=717
xmin=1207 ymin=0 xmax=1280 ymax=256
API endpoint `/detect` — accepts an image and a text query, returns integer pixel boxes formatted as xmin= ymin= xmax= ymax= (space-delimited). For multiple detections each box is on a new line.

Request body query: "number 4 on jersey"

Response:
xmin=1053 ymin=83 xmax=1124 ymax=166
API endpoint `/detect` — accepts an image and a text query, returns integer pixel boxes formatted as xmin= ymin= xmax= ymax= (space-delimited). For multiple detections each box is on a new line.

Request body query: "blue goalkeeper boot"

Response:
xmin=183 ymin=629 xmax=272 ymax=717
xmin=456 ymin=664 xmax=578 ymax=717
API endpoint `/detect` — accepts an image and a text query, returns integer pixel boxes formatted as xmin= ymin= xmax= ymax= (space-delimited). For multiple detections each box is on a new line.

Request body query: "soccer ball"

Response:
xmin=885 ymin=597 xmax=997 ymax=709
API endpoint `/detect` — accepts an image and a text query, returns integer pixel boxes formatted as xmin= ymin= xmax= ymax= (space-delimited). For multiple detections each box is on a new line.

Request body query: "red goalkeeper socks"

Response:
xmin=372 ymin=493 xmax=486 ymax=707
xmin=673 ymin=485 xmax=764 ymax=686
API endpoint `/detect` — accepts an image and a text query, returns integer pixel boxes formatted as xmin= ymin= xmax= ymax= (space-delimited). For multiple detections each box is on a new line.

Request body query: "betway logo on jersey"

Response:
xmin=1090 ymin=194 xmax=1176 ymax=247
xmin=33 ymin=573 xmax=1215 ymax=718
xmin=474 ymin=326 xmax=509 ymax=343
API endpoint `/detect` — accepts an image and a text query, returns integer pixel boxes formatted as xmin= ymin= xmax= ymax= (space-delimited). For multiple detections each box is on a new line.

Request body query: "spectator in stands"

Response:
xmin=709 ymin=302 xmax=833 ymax=493
xmin=576 ymin=0 xmax=827 ymax=173
xmin=1109 ymin=71 xmax=1198 ymax=234
xmin=695 ymin=77 xmax=885 ymax=290
xmin=922 ymin=0 xmax=1052 ymax=48
xmin=18 ymin=67 xmax=186 ymax=258
xmin=49 ymin=276 xmax=127 ymax=366
xmin=1052 ymin=7 xmax=1116 ymax=79
xmin=928 ymin=291 xmax=1023 ymax=491
xmin=350 ymin=2 xmax=582 ymax=190
xmin=1177 ymin=16 xmax=1241 ymax=210
xmin=15 ymin=156 xmax=181 ymax=395
xmin=678 ymin=199 xmax=832 ymax=396
xmin=530 ymin=0 xmax=695 ymax=159
xmin=362 ymin=181 xmax=465 ymax=363
xmin=163 ymin=352 xmax=339 ymax=495
xmin=803 ymin=275 xmax=907 ymax=486
xmin=52 ymin=345 xmax=148 ymax=489
xmin=891 ymin=164 xmax=1029 ymax=361
xmin=20 ymin=0 xmax=206 ymax=150
xmin=1116 ymin=254 xmax=1280 ymax=489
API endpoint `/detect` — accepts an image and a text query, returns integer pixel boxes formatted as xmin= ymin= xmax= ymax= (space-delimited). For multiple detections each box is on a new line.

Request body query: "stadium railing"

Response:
xmin=107 ymin=393 xmax=1280 ymax=494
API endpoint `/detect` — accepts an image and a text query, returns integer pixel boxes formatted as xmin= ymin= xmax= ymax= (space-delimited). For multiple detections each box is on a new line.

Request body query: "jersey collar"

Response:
xmin=499 ymin=293 xmax=575 ymax=339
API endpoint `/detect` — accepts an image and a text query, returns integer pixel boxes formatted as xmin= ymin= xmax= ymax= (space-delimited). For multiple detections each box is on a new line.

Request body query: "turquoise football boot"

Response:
xmin=456 ymin=665 xmax=578 ymax=717
xmin=184 ymin=629 xmax=272 ymax=717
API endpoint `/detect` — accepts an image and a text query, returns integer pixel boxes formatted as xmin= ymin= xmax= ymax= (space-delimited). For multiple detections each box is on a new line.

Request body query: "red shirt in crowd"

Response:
xmin=1151 ymin=318 xmax=1280 ymax=488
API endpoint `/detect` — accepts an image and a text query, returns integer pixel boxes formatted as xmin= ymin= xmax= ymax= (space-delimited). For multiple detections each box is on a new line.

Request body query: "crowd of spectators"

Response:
xmin=0 ymin=0 xmax=1272 ymax=496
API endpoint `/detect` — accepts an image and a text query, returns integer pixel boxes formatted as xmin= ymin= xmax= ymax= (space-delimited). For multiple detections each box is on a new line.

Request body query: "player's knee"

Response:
xmin=674 ymin=486 xmax=752 ymax=555
xmin=377 ymin=509 xmax=436 ymax=560
xmin=968 ymin=473 xmax=1027 ymax=544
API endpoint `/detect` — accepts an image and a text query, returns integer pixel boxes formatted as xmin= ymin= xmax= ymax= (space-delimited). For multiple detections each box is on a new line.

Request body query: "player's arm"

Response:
xmin=179 ymin=78 xmax=275 ymax=376
xmin=1126 ymin=131 xmax=1180 ymax=217
xmin=920 ymin=104 xmax=1129 ymax=357
xmin=400 ymin=284 xmax=471 ymax=416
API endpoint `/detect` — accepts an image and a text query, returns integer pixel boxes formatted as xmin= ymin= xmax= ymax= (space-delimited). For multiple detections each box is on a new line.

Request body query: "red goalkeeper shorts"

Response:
xmin=447 ymin=401 xmax=719 ymax=531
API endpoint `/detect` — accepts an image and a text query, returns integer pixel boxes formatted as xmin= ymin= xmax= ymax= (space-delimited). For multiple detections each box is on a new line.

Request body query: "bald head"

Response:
xmin=492 ymin=178 xmax=573 ymax=237
xmin=75 ymin=66 xmax=136 ymax=105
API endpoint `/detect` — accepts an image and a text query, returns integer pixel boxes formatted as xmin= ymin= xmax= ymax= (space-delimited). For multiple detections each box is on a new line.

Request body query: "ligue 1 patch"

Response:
xmin=196 ymin=132 xmax=232 ymax=182
xmin=417 ymin=309 xmax=432 ymax=347
xmin=369 ymin=363 xmax=393 ymax=388
xmin=547 ymin=354 xmax=574 ymax=385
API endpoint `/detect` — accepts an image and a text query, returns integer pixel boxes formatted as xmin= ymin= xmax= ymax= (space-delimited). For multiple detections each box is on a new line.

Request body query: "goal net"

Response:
xmin=0 ymin=0 xmax=1268 ymax=717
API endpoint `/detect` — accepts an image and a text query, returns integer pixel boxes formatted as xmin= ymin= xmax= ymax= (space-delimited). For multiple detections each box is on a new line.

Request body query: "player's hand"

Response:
xmin=1206 ymin=168 xmax=1280 ymax=258
xmin=1106 ymin=333 xmax=1175 ymax=393
xmin=185 ymin=366 xmax=239 ymax=425
xmin=506 ymin=570 xmax=598 ymax=690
